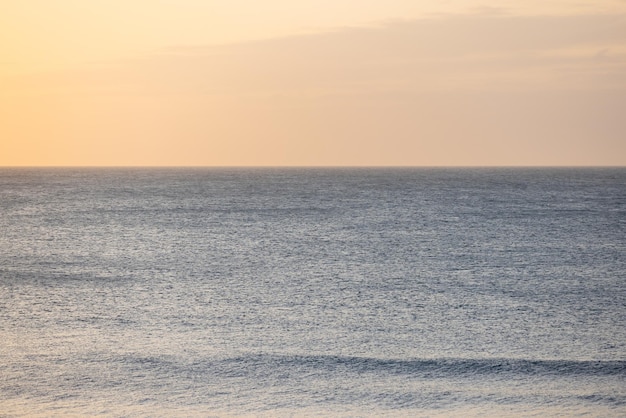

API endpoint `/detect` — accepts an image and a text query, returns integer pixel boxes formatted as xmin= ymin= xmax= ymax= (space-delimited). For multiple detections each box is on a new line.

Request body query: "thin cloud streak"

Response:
xmin=95 ymin=13 xmax=626 ymax=98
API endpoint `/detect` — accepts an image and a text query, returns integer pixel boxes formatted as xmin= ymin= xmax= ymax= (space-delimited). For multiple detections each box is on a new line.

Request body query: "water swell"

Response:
xmin=169 ymin=354 xmax=626 ymax=378
xmin=105 ymin=353 xmax=626 ymax=409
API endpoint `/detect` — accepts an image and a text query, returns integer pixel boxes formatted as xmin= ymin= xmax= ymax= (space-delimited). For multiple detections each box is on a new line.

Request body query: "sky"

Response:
xmin=1 ymin=0 xmax=625 ymax=166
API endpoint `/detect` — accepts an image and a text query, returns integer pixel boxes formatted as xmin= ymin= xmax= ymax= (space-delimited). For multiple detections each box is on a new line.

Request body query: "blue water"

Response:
xmin=0 ymin=168 xmax=624 ymax=416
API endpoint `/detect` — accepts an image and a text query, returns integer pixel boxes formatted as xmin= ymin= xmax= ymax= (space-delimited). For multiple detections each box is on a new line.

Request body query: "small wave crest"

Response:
xmin=193 ymin=354 xmax=626 ymax=379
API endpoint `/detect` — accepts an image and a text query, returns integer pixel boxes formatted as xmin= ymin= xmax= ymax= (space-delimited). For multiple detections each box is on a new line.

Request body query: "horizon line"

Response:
xmin=1 ymin=165 xmax=625 ymax=169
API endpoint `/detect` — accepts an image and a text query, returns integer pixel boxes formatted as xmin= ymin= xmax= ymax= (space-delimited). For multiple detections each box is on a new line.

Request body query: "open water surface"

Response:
xmin=0 ymin=168 xmax=624 ymax=416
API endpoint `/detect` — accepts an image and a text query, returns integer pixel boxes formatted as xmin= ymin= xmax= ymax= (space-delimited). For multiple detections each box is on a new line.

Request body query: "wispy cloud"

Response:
xmin=5 ymin=12 xmax=626 ymax=96
xmin=130 ymin=12 xmax=626 ymax=94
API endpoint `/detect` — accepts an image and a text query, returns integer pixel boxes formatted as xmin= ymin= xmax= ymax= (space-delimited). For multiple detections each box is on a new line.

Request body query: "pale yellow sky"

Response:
xmin=2 ymin=0 xmax=624 ymax=75
xmin=1 ymin=0 xmax=625 ymax=166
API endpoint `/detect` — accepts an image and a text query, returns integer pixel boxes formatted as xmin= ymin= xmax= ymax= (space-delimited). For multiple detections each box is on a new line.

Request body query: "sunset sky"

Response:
xmin=1 ymin=0 xmax=625 ymax=166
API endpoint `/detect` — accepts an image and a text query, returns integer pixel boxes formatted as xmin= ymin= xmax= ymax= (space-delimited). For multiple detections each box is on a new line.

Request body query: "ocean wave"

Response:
xmin=182 ymin=354 xmax=626 ymax=379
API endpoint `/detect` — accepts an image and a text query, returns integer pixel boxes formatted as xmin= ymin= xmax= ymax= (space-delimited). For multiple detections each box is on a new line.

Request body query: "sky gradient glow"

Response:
xmin=1 ymin=0 xmax=625 ymax=166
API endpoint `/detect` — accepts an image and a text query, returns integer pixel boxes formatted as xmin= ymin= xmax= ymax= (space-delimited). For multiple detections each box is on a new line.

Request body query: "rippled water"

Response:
xmin=1 ymin=168 xmax=624 ymax=416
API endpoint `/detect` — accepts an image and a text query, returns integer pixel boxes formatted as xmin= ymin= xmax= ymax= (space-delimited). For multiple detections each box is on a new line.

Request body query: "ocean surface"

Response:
xmin=0 ymin=167 xmax=624 ymax=417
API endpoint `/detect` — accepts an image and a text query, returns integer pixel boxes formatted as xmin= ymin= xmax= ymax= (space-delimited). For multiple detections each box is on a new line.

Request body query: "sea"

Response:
xmin=0 ymin=167 xmax=624 ymax=417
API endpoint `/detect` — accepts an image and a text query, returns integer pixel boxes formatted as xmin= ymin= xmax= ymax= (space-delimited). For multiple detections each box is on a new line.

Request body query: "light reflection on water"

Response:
xmin=0 ymin=168 xmax=624 ymax=416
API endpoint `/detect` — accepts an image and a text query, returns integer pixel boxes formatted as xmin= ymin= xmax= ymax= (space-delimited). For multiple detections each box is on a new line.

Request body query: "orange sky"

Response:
xmin=1 ymin=0 xmax=625 ymax=166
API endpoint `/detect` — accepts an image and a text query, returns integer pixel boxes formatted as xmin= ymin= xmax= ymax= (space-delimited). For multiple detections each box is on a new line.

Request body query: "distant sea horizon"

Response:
xmin=2 ymin=165 xmax=625 ymax=168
